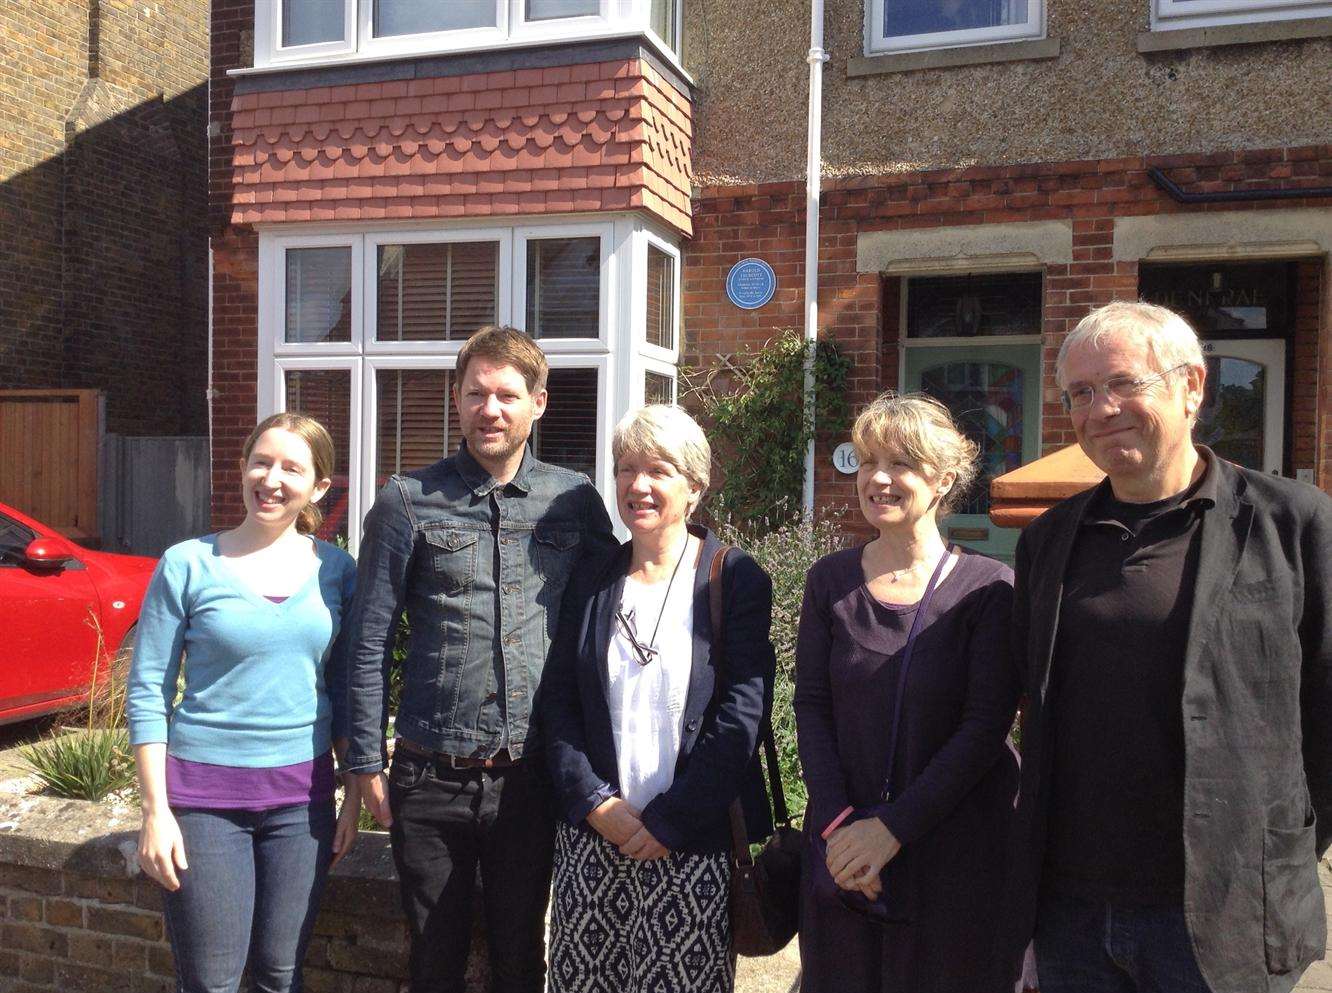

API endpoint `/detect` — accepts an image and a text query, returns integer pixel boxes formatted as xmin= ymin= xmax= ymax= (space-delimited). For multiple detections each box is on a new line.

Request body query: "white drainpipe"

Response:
xmin=802 ymin=0 xmax=828 ymax=519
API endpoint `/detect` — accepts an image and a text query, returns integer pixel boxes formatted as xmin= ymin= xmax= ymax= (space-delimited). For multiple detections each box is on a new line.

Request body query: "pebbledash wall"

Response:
xmin=210 ymin=0 xmax=1332 ymax=546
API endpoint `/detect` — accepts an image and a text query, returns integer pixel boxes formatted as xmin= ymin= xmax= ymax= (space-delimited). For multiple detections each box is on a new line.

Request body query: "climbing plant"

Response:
xmin=682 ymin=329 xmax=853 ymax=526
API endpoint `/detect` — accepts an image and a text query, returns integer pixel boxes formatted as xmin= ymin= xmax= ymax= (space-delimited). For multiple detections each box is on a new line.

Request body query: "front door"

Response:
xmin=904 ymin=343 xmax=1042 ymax=562
xmin=1195 ymin=338 xmax=1285 ymax=475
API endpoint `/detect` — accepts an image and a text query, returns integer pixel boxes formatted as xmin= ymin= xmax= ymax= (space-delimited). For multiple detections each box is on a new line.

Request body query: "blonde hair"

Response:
xmin=241 ymin=412 xmax=335 ymax=536
xmin=612 ymin=405 xmax=711 ymax=512
xmin=851 ymin=391 xmax=979 ymax=518
xmin=1056 ymin=301 xmax=1204 ymax=389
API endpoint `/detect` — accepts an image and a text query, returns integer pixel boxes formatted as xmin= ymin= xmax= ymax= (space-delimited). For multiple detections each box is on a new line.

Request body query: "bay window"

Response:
xmin=1152 ymin=0 xmax=1332 ymax=30
xmin=259 ymin=217 xmax=679 ymax=549
xmin=257 ymin=0 xmax=683 ymax=69
xmin=866 ymin=0 xmax=1045 ymax=54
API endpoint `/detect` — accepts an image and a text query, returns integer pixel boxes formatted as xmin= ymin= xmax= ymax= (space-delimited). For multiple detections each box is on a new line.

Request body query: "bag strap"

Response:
xmin=877 ymin=546 xmax=953 ymax=802
xmin=707 ymin=545 xmax=787 ymax=868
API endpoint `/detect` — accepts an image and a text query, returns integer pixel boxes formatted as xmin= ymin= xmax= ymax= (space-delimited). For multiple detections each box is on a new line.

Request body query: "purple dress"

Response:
xmin=794 ymin=547 xmax=1019 ymax=993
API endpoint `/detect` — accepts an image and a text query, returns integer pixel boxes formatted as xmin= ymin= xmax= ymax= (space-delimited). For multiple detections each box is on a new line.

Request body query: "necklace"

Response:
xmin=877 ymin=544 xmax=949 ymax=584
xmin=616 ymin=533 xmax=690 ymax=667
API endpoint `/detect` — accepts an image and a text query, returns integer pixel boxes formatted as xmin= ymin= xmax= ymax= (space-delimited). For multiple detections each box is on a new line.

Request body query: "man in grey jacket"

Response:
xmin=343 ymin=326 xmax=616 ymax=993
xmin=1005 ymin=301 xmax=1330 ymax=993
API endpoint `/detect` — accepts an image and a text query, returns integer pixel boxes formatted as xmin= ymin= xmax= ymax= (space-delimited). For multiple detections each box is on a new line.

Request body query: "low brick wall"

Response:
xmin=0 ymin=792 xmax=487 ymax=993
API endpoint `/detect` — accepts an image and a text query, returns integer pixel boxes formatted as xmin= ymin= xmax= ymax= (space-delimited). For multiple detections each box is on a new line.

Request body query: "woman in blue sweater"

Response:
xmin=128 ymin=412 xmax=361 ymax=993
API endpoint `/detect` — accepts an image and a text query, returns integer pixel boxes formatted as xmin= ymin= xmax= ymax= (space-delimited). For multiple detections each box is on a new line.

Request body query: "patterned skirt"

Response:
xmin=549 ymin=820 xmax=734 ymax=993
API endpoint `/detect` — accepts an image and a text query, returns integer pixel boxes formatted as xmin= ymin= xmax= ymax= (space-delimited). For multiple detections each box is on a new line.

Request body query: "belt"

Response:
xmin=394 ymin=737 xmax=517 ymax=769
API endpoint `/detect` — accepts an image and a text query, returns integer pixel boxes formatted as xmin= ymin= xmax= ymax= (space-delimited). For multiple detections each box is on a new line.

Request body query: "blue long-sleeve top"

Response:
xmin=127 ymin=535 xmax=357 ymax=768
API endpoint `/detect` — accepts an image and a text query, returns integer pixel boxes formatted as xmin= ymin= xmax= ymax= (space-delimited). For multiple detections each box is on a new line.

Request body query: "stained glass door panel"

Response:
xmin=904 ymin=344 xmax=1041 ymax=563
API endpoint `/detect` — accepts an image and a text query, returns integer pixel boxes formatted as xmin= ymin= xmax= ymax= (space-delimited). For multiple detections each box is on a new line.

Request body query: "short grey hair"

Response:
xmin=1055 ymin=301 xmax=1205 ymax=388
xmin=611 ymin=404 xmax=711 ymax=504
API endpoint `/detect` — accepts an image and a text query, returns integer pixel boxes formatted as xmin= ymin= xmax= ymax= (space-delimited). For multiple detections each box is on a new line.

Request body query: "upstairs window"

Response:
xmin=1152 ymin=0 xmax=1332 ymax=31
xmin=260 ymin=0 xmax=682 ymax=67
xmin=867 ymin=0 xmax=1044 ymax=54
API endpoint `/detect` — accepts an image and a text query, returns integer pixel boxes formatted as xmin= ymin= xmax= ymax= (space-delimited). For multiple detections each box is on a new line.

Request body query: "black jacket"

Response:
xmin=539 ymin=525 xmax=777 ymax=854
xmin=1004 ymin=454 xmax=1332 ymax=993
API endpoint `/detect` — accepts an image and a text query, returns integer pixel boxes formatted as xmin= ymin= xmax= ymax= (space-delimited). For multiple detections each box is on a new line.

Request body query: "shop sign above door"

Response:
xmin=726 ymin=258 xmax=776 ymax=310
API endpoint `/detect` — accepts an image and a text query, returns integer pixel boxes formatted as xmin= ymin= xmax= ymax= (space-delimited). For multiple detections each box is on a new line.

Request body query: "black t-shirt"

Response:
xmin=1045 ymin=458 xmax=1214 ymax=905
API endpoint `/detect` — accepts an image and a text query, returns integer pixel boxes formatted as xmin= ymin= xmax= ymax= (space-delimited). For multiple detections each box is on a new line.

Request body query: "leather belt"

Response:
xmin=394 ymin=737 xmax=517 ymax=769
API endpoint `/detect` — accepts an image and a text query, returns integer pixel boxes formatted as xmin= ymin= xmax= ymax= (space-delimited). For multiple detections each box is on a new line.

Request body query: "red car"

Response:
xmin=0 ymin=501 xmax=157 ymax=725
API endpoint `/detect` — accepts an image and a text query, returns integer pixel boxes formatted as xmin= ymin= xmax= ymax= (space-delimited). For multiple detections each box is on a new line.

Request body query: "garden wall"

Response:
xmin=0 ymin=792 xmax=488 ymax=993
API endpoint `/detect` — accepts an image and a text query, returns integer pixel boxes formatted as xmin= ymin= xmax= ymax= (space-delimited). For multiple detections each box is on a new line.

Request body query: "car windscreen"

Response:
xmin=0 ymin=512 xmax=37 ymax=564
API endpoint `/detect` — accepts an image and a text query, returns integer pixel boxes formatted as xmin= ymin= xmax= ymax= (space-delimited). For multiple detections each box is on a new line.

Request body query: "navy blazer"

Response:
xmin=539 ymin=525 xmax=777 ymax=854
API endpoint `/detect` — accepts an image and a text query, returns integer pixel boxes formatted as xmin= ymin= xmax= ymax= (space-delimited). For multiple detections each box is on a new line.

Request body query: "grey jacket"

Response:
xmin=342 ymin=442 xmax=616 ymax=773
xmin=1004 ymin=454 xmax=1332 ymax=993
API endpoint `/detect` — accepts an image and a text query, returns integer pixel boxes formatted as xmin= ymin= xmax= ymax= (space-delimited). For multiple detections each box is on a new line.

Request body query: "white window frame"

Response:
xmin=254 ymin=0 xmax=684 ymax=71
xmin=513 ymin=221 xmax=615 ymax=355
xmin=865 ymin=0 xmax=1045 ymax=54
xmin=1152 ymin=0 xmax=1332 ymax=30
xmin=258 ymin=215 xmax=685 ymax=550
xmin=364 ymin=227 xmax=512 ymax=357
xmin=640 ymin=358 xmax=678 ymax=406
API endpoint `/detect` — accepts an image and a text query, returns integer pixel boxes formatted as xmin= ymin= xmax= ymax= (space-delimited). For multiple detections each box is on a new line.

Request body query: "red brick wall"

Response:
xmin=684 ymin=145 xmax=1332 ymax=514
xmin=209 ymin=229 xmax=259 ymax=530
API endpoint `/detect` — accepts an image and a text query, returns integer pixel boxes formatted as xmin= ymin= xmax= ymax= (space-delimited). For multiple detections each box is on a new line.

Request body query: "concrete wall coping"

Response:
xmin=856 ymin=219 xmax=1074 ymax=274
xmin=1136 ymin=16 xmax=1332 ymax=53
xmin=847 ymin=37 xmax=1061 ymax=77
xmin=1113 ymin=208 xmax=1332 ymax=262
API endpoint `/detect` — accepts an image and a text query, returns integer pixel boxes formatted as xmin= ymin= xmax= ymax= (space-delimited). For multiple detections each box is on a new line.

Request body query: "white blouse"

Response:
xmin=606 ymin=563 xmax=697 ymax=811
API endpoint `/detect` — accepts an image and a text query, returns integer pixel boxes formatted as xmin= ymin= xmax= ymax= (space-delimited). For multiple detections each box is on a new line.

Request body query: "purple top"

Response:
xmin=166 ymin=751 xmax=336 ymax=810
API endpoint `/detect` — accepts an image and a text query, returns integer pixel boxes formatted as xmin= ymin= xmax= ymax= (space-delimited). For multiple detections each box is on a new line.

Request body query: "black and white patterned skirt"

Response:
xmin=549 ymin=820 xmax=734 ymax=993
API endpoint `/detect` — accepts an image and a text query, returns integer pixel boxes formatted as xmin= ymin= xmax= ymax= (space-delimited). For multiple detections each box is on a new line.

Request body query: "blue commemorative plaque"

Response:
xmin=725 ymin=257 xmax=777 ymax=310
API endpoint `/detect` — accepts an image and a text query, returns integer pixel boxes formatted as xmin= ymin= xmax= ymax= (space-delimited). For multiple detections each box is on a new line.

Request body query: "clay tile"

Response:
xmin=478 ymin=135 xmax=500 ymax=153
xmin=548 ymin=111 xmax=568 ymax=125
xmin=261 ymin=128 xmax=284 ymax=145
xmin=452 ymin=136 xmax=473 ymax=153
xmin=254 ymin=149 xmax=271 ymax=165
xmin=388 ymin=119 xmax=410 ymax=136
xmin=493 ymin=115 xmax=513 ymax=130
xmin=426 ymin=139 xmax=447 ymax=155
xmin=375 ymin=142 xmax=394 ymax=157
xmin=299 ymin=148 xmax=318 ymax=163
xmin=532 ymin=131 xmax=554 ymax=150
xmin=335 ymin=124 xmax=356 ymax=141
xmin=605 ymin=108 xmax=626 ymax=122
xmin=440 ymin=115 xmax=462 ymax=133
xmin=505 ymin=133 xmax=526 ymax=151
xmin=412 ymin=121 xmax=432 ymax=136
xmin=349 ymin=140 xmax=369 ymax=159
xmin=401 ymin=140 xmax=419 ymax=156
xmin=576 ymin=109 xmax=597 ymax=124
xmin=275 ymin=148 xmax=295 ymax=164
xmin=464 ymin=113 xmax=487 ymax=132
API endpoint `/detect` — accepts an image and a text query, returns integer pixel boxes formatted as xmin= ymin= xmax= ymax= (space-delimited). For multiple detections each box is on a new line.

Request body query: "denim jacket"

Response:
xmin=342 ymin=442 xmax=617 ymax=774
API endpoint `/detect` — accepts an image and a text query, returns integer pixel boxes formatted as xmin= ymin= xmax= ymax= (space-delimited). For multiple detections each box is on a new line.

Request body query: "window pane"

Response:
xmin=377 ymin=369 xmax=459 ymax=484
xmin=650 ymin=0 xmax=678 ymax=49
xmin=906 ymin=272 xmax=1041 ymax=338
xmin=884 ymin=0 xmax=1030 ymax=38
xmin=1138 ymin=262 xmax=1291 ymax=335
xmin=527 ymin=0 xmax=598 ymax=19
xmin=644 ymin=371 xmax=674 ymax=405
xmin=645 ymin=246 xmax=675 ymax=350
xmin=533 ymin=368 xmax=597 ymax=477
xmin=282 ymin=0 xmax=345 ymax=46
xmin=374 ymin=0 xmax=496 ymax=36
xmin=284 ymin=370 xmax=351 ymax=543
xmin=376 ymin=242 xmax=498 ymax=342
xmin=285 ymin=248 xmax=352 ymax=344
xmin=918 ymin=362 xmax=1025 ymax=516
xmin=526 ymin=238 xmax=600 ymax=339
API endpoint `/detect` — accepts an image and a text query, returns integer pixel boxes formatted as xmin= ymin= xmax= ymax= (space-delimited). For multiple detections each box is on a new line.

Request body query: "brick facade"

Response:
xmin=683 ymin=145 xmax=1332 ymax=519
xmin=0 ymin=0 xmax=209 ymax=437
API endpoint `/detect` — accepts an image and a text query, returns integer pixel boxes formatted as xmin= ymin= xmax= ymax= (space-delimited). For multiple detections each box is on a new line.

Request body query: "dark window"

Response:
xmin=533 ymin=368 xmax=598 ymax=477
xmin=1138 ymin=262 xmax=1293 ymax=337
xmin=906 ymin=272 xmax=1042 ymax=338
xmin=284 ymin=370 xmax=351 ymax=543
xmin=526 ymin=238 xmax=601 ymax=339
xmin=646 ymin=246 xmax=675 ymax=350
xmin=376 ymin=370 xmax=460 ymax=484
xmin=376 ymin=242 xmax=498 ymax=342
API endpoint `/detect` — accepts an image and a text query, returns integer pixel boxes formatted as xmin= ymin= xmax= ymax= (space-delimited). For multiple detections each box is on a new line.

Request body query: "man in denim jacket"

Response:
xmin=343 ymin=326 xmax=616 ymax=993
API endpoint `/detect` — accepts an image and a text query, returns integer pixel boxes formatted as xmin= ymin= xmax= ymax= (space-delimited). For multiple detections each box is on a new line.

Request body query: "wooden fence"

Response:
xmin=0 ymin=390 xmax=103 ymax=541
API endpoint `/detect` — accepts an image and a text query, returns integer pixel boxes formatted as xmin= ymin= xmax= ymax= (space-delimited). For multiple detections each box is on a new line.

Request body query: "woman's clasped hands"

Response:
xmin=587 ymin=795 xmax=668 ymax=861
xmin=825 ymin=815 xmax=902 ymax=900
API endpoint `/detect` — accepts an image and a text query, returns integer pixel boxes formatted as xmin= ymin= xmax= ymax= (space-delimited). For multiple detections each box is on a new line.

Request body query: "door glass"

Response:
xmin=918 ymin=362 xmax=1026 ymax=517
xmin=1195 ymin=357 xmax=1264 ymax=470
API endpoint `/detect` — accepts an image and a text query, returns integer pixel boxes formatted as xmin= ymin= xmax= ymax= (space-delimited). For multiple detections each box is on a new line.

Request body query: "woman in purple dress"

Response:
xmin=795 ymin=392 xmax=1019 ymax=993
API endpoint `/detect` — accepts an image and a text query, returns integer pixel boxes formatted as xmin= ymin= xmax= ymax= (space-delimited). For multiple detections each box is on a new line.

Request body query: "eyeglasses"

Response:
xmin=1060 ymin=364 xmax=1188 ymax=413
xmin=615 ymin=606 xmax=658 ymax=667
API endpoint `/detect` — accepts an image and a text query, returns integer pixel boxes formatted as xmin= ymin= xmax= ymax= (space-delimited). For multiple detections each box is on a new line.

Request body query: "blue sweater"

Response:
xmin=127 ymin=535 xmax=357 ymax=768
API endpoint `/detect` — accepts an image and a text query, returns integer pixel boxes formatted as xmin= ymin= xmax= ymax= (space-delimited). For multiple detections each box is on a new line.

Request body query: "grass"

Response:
xmin=21 ymin=611 xmax=137 ymax=802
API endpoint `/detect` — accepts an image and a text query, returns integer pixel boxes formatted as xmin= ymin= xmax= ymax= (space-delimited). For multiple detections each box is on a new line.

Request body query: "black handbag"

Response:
xmin=708 ymin=546 xmax=802 ymax=956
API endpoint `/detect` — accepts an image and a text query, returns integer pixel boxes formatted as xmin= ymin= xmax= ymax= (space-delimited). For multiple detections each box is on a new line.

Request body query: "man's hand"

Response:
xmin=825 ymin=816 xmax=900 ymax=891
xmin=620 ymin=824 xmax=669 ymax=861
xmin=356 ymin=771 xmax=392 ymax=828
xmin=586 ymin=796 xmax=643 ymax=847
xmin=331 ymin=776 xmax=362 ymax=867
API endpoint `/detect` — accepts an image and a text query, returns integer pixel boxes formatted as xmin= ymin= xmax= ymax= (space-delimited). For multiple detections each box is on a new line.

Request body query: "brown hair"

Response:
xmin=241 ymin=412 xmax=335 ymax=536
xmin=456 ymin=325 xmax=549 ymax=393
xmin=851 ymin=391 xmax=980 ymax=519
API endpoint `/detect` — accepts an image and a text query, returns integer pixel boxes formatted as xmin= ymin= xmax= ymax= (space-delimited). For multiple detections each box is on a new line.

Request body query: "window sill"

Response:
xmin=1136 ymin=16 xmax=1332 ymax=52
xmin=848 ymin=36 xmax=1059 ymax=77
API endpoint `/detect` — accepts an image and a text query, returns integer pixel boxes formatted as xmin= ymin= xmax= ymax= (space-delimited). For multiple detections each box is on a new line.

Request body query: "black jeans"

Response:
xmin=388 ymin=749 xmax=555 ymax=993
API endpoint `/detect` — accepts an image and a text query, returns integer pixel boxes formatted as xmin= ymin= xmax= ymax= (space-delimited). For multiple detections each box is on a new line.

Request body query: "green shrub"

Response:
xmin=716 ymin=513 xmax=850 ymax=825
xmin=22 ymin=728 xmax=136 ymax=801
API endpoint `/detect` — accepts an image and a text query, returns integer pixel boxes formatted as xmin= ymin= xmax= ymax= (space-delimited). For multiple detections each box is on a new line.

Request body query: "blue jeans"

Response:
xmin=1034 ymin=891 xmax=1212 ymax=993
xmin=163 ymin=801 xmax=335 ymax=993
